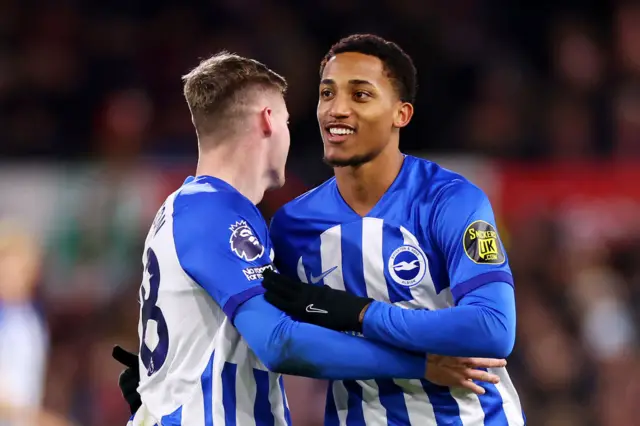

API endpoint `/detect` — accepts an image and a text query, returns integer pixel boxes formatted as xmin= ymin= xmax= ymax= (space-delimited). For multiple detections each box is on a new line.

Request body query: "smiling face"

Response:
xmin=317 ymin=52 xmax=413 ymax=167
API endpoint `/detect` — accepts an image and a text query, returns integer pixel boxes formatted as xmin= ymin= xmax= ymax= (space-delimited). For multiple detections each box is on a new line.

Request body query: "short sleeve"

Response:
xmin=173 ymin=190 xmax=274 ymax=320
xmin=431 ymin=181 xmax=513 ymax=303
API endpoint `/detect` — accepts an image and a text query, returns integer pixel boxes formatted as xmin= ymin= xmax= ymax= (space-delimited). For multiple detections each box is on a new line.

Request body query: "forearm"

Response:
xmin=234 ymin=295 xmax=426 ymax=380
xmin=362 ymin=282 xmax=516 ymax=358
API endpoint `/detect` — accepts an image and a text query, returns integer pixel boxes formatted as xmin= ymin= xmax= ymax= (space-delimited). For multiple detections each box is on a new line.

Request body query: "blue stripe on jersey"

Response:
xmin=223 ymin=286 xmax=267 ymax=319
xmin=340 ymin=223 xmax=367 ymax=296
xmin=202 ymin=350 xmax=215 ymax=426
xmin=452 ymin=271 xmax=514 ymax=303
xmin=222 ymin=363 xmax=237 ymax=426
xmin=253 ymin=369 xmax=275 ymax=426
xmin=324 ymin=382 xmax=340 ymax=426
xmin=420 ymin=381 xmax=461 ymax=425
xmin=381 ymin=226 xmax=413 ymax=303
xmin=278 ymin=376 xmax=292 ymax=425
xmin=476 ymin=371 xmax=509 ymax=426
xmin=161 ymin=406 xmax=183 ymax=425
xmin=376 ymin=380 xmax=411 ymax=425
xmin=342 ymin=381 xmax=366 ymax=426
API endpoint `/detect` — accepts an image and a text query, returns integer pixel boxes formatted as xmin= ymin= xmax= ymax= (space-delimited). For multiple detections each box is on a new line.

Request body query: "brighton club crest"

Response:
xmin=388 ymin=245 xmax=427 ymax=287
xmin=229 ymin=221 xmax=264 ymax=262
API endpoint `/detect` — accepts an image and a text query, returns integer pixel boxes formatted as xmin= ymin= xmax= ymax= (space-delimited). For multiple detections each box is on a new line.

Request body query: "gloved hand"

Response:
xmin=112 ymin=345 xmax=142 ymax=415
xmin=262 ymin=269 xmax=373 ymax=332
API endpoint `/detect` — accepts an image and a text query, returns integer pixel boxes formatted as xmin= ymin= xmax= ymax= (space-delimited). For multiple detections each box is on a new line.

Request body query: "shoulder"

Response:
xmin=172 ymin=177 xmax=263 ymax=226
xmin=404 ymin=156 xmax=486 ymax=206
xmin=434 ymin=179 xmax=488 ymax=209
xmin=170 ymin=178 xmax=268 ymax=260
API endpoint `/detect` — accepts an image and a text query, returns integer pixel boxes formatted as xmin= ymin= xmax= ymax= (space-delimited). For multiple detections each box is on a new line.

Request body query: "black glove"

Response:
xmin=262 ymin=269 xmax=373 ymax=332
xmin=112 ymin=345 xmax=142 ymax=415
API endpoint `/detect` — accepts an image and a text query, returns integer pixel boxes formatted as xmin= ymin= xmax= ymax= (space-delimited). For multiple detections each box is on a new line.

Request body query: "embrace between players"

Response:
xmin=114 ymin=34 xmax=525 ymax=426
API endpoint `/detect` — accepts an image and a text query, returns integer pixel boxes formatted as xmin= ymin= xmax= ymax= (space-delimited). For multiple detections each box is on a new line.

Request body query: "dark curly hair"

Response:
xmin=319 ymin=34 xmax=417 ymax=103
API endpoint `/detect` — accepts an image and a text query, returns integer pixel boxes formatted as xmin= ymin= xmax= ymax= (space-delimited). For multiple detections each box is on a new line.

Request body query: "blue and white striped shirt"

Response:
xmin=270 ymin=155 xmax=525 ymax=426
xmin=128 ymin=176 xmax=291 ymax=426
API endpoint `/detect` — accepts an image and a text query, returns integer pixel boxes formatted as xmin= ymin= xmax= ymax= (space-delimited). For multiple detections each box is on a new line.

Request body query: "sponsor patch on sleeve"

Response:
xmin=243 ymin=264 xmax=274 ymax=281
xmin=463 ymin=220 xmax=505 ymax=264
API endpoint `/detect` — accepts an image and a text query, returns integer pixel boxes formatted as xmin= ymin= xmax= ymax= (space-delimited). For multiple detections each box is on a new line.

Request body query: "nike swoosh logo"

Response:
xmin=306 ymin=304 xmax=328 ymax=314
xmin=310 ymin=266 xmax=338 ymax=284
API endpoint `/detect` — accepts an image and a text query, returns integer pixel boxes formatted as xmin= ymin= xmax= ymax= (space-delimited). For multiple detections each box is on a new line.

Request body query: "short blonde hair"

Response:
xmin=182 ymin=52 xmax=287 ymax=138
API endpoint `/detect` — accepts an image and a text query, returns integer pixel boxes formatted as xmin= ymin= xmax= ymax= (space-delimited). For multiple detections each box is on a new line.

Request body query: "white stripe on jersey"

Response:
xmin=331 ymin=381 xmax=350 ymax=426
xmin=126 ymin=405 xmax=153 ymax=426
xmin=395 ymin=380 xmax=436 ymax=425
xmin=180 ymin=384 xmax=205 ymax=426
xmin=235 ymin=362 xmax=258 ymax=426
xmin=362 ymin=218 xmax=390 ymax=301
xmin=399 ymin=225 xmax=450 ymax=310
xmin=268 ymin=374 xmax=286 ymax=422
xmin=449 ymin=387 xmax=485 ymax=425
xmin=320 ymin=225 xmax=345 ymax=291
xmin=360 ymin=380 xmax=388 ymax=426
xmin=296 ymin=256 xmax=308 ymax=283
xmin=491 ymin=367 xmax=524 ymax=425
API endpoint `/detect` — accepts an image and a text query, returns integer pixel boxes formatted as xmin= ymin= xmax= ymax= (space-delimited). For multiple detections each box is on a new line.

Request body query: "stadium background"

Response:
xmin=1 ymin=0 xmax=639 ymax=425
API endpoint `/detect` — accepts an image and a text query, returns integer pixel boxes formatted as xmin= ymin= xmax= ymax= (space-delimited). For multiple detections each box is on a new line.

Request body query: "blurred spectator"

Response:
xmin=0 ymin=222 xmax=72 ymax=426
xmin=614 ymin=2 xmax=640 ymax=78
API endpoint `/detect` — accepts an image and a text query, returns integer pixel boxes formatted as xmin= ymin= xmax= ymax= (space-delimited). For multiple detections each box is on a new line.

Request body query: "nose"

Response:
xmin=327 ymin=94 xmax=351 ymax=119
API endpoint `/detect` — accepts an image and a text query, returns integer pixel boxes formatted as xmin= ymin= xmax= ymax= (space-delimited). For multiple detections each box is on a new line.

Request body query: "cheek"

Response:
xmin=316 ymin=105 xmax=326 ymax=123
xmin=360 ymin=111 xmax=392 ymax=134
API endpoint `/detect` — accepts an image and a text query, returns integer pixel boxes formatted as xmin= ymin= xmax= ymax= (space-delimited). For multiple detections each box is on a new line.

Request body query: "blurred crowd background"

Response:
xmin=1 ymin=0 xmax=640 ymax=425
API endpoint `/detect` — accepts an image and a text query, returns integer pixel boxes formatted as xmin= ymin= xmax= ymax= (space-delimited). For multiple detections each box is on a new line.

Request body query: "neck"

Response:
xmin=196 ymin=141 xmax=267 ymax=205
xmin=334 ymin=147 xmax=404 ymax=216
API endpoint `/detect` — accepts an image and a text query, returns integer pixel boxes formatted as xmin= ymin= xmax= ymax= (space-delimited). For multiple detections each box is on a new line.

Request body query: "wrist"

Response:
xmin=358 ymin=302 xmax=372 ymax=324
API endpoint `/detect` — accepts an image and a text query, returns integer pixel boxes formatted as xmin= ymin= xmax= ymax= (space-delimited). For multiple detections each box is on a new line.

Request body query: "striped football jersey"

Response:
xmin=270 ymin=155 xmax=525 ymax=426
xmin=128 ymin=176 xmax=291 ymax=426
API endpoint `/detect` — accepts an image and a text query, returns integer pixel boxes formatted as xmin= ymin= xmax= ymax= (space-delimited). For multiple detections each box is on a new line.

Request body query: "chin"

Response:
xmin=323 ymin=152 xmax=377 ymax=168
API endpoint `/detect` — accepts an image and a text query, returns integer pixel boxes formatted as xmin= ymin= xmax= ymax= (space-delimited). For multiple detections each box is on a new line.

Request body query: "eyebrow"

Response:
xmin=320 ymin=78 xmax=374 ymax=86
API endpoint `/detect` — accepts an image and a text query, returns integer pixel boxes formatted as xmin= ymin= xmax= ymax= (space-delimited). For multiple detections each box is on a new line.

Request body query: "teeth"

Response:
xmin=329 ymin=127 xmax=355 ymax=135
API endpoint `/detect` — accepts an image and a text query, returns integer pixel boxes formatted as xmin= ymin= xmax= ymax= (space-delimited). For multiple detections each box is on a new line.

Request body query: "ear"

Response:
xmin=393 ymin=102 xmax=414 ymax=129
xmin=260 ymin=107 xmax=274 ymax=137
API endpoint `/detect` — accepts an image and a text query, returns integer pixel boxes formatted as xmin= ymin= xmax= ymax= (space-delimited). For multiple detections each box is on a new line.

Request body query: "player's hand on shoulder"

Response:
xmin=425 ymin=354 xmax=506 ymax=395
xmin=112 ymin=345 xmax=142 ymax=415
xmin=261 ymin=269 xmax=372 ymax=332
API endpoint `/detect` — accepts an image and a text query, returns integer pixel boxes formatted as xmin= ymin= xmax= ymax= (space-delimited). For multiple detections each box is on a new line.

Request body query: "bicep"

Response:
xmin=432 ymin=183 xmax=513 ymax=303
xmin=173 ymin=193 xmax=275 ymax=319
xmin=175 ymin=237 xmax=270 ymax=318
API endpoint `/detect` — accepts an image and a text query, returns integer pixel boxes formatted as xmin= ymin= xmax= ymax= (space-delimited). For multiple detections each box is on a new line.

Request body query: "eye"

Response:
xmin=320 ymin=88 xmax=333 ymax=98
xmin=354 ymin=91 xmax=371 ymax=101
